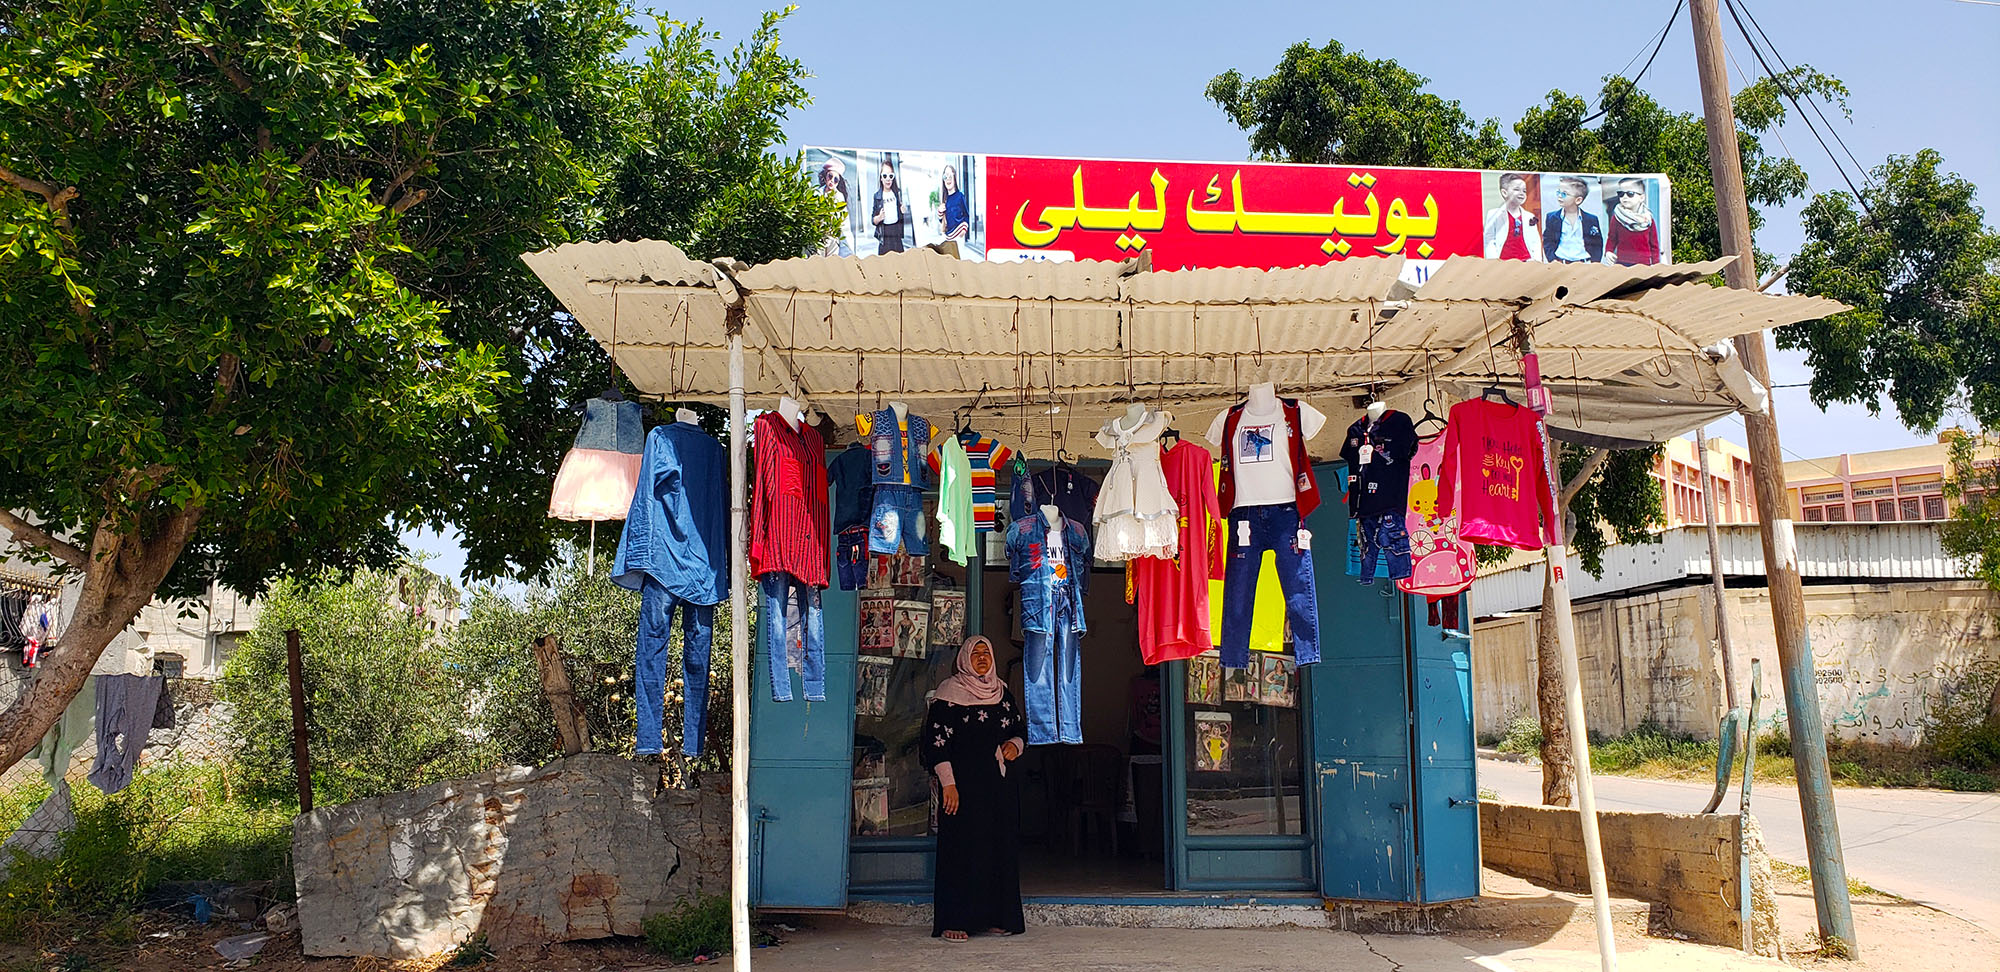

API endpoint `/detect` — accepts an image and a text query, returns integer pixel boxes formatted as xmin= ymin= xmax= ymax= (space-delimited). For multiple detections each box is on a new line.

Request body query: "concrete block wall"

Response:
xmin=1480 ymin=800 xmax=1779 ymax=954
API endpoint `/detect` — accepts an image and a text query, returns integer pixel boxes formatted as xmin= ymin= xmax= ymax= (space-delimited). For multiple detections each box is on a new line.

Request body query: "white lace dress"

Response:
xmin=1091 ymin=409 xmax=1180 ymax=561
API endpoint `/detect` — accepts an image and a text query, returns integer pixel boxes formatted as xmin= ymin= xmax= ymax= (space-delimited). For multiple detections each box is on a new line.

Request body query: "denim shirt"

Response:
xmin=612 ymin=423 xmax=728 ymax=604
xmin=1006 ymin=515 xmax=1091 ymax=634
xmin=861 ymin=407 xmax=933 ymax=488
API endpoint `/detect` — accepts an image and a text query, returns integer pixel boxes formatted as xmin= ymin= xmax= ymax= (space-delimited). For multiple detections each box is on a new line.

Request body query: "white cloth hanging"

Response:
xmin=1090 ymin=408 xmax=1179 ymax=561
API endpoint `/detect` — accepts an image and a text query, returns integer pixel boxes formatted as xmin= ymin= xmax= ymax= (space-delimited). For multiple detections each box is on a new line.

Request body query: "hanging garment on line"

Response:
xmin=87 ymin=674 xmax=165 ymax=795
xmin=613 ymin=422 xmax=729 ymax=606
xmin=1091 ymin=408 xmax=1180 ymax=562
xmin=1437 ymin=398 xmax=1556 ymax=551
xmin=1399 ymin=432 xmax=1477 ymax=598
xmin=750 ymin=410 xmax=830 ymax=589
xmin=19 ymin=593 xmax=61 ymax=669
xmin=935 ymin=435 xmax=977 ymax=566
xmin=1338 ymin=409 xmax=1418 ymax=519
xmin=549 ymin=395 xmax=645 ymax=521
xmin=1131 ymin=441 xmax=1223 ymax=665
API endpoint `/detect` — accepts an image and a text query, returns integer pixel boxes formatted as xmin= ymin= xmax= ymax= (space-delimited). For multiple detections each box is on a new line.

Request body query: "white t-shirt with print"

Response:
xmin=1206 ymin=399 xmax=1328 ymax=508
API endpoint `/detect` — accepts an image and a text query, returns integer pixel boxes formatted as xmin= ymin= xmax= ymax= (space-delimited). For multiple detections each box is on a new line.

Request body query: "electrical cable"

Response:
xmin=1721 ymin=0 xmax=1874 ymax=213
xmin=1731 ymin=0 xmax=1871 ymax=181
xmin=1580 ymin=0 xmax=1685 ymax=126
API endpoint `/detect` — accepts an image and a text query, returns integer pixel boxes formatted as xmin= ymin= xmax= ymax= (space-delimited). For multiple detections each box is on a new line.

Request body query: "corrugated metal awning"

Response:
xmin=519 ymin=241 xmax=1845 ymax=455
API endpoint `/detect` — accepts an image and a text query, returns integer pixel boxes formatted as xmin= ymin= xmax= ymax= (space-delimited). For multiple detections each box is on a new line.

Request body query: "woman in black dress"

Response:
xmin=921 ymin=635 xmax=1025 ymax=941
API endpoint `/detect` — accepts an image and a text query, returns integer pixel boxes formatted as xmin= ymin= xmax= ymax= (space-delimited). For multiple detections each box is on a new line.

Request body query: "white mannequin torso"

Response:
xmin=675 ymin=407 xmax=700 ymax=425
xmin=777 ymin=395 xmax=803 ymax=430
xmin=1365 ymin=401 xmax=1387 ymax=424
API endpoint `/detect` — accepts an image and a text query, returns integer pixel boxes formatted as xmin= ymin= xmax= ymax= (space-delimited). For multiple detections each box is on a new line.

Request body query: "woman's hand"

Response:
xmin=1001 ymin=740 xmax=1021 ymax=761
xmin=942 ymin=783 xmax=960 ymax=815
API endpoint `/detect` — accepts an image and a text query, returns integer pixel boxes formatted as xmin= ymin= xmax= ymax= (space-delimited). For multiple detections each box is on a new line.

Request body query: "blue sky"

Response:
xmin=409 ymin=0 xmax=2000 ymax=582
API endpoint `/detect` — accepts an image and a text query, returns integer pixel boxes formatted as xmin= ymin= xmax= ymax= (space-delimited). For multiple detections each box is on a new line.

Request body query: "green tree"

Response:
xmin=0 ymin=2 xmax=830 ymax=775
xmin=1777 ymin=149 xmax=2000 ymax=431
xmin=1942 ymin=433 xmax=2000 ymax=592
xmin=224 ymin=564 xmax=485 ymax=805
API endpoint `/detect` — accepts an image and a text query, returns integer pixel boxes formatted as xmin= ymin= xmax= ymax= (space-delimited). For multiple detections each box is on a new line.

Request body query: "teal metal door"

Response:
xmin=747 ymin=580 xmax=858 ymax=909
xmin=1308 ymin=462 xmax=1416 ymax=902
xmin=1410 ymin=593 xmax=1480 ymax=902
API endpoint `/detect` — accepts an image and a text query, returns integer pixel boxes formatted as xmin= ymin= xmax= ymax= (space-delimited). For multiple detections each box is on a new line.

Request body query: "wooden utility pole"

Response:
xmin=1689 ymin=0 xmax=1856 ymax=951
xmin=284 ymin=628 xmax=314 ymax=814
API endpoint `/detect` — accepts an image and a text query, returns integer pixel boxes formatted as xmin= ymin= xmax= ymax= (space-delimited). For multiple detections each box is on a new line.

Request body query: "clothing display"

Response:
xmin=857 ymin=406 xmax=934 ymax=488
xmin=1608 ymin=197 xmax=1661 ymax=265
xmin=636 ymin=577 xmax=715 ymax=757
xmin=935 ymin=435 xmax=977 ymax=566
xmin=938 ymin=431 xmax=1013 ymax=534
xmin=1484 ymin=207 xmax=1544 ymax=262
xmin=1007 ymin=512 xmax=1091 ymax=744
xmin=548 ymin=394 xmax=644 ymax=521
xmin=0 ymin=590 xmax=27 ymax=652
xmin=18 ymin=593 xmax=60 ymax=668
xmin=1010 ymin=462 xmax=1100 ymax=531
xmin=1220 ymin=503 xmax=1320 ymax=669
xmin=749 ymin=410 xmax=830 ymax=588
xmin=87 ymin=674 xmax=165 ymax=795
xmin=1399 ymin=433 xmax=1477 ymax=598
xmin=1131 ymin=441 xmax=1223 ymax=665
xmin=1437 ymin=398 xmax=1556 ymax=550
xmin=921 ymin=658 xmax=1026 ymax=937
xmin=30 ymin=674 xmax=94 ymax=788
xmin=1091 ymin=408 xmax=1179 ymax=561
xmin=1354 ymin=512 xmax=1412 ymax=584
xmin=835 ymin=524 xmax=870 ymax=591
xmin=613 ymin=422 xmax=728 ymax=604
xmin=1208 ymin=393 xmax=1326 ymax=516
xmin=762 ymin=571 xmax=826 ymax=703
xmin=829 ymin=442 xmax=875 ymax=534
xmin=1338 ymin=409 xmax=1418 ymax=520
xmin=869 ymin=485 xmax=928 ymax=556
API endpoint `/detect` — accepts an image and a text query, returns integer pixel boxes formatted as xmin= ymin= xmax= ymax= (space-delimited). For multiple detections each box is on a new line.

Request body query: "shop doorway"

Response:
xmin=1000 ymin=570 xmax=1168 ymax=897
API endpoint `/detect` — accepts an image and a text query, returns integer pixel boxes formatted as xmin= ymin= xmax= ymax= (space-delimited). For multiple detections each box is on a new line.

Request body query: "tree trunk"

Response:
xmin=0 ymin=506 xmax=202 ymax=773
xmin=1536 ymin=573 xmax=1575 ymax=807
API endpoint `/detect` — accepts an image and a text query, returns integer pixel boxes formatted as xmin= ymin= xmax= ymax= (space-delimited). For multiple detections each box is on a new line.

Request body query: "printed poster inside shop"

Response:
xmin=806 ymin=147 xmax=1672 ymax=283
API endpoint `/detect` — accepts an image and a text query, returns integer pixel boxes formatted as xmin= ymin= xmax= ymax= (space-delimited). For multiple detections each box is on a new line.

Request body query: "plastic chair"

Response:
xmin=1064 ymin=743 xmax=1123 ymax=857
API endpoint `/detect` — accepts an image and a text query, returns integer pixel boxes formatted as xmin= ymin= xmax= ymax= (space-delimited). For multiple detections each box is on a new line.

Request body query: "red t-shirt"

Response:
xmin=1436 ymin=399 xmax=1556 ymax=551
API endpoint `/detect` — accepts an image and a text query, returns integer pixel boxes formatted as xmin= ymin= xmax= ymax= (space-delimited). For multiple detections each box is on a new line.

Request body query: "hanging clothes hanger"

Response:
xmin=1414 ymin=396 xmax=1447 ymax=436
xmin=1481 ymin=382 xmax=1516 ymax=406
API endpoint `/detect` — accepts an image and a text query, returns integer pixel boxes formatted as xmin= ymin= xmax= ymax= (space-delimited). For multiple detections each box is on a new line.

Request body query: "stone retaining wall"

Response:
xmin=1479 ymin=800 xmax=1781 ymax=955
xmin=293 ymin=754 xmax=728 ymax=958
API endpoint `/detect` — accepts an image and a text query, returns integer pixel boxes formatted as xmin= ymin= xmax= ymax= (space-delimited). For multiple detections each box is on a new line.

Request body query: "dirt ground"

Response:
xmin=13 ymin=871 xmax=1993 ymax=972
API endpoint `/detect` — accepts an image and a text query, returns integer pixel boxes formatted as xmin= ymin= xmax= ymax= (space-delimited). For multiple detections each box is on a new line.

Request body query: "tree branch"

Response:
xmin=0 ymin=163 xmax=79 ymax=226
xmin=0 ymin=510 xmax=89 ymax=569
xmin=1559 ymin=447 xmax=1612 ymax=509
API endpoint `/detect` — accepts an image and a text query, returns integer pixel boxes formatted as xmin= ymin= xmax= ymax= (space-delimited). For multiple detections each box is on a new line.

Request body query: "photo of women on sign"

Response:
xmin=1482 ymin=172 xmax=1543 ymax=261
xmin=872 ymin=158 xmax=911 ymax=254
xmin=815 ymin=156 xmax=853 ymax=257
xmin=1604 ymin=176 xmax=1664 ymax=265
xmin=939 ymin=164 xmax=970 ymax=243
xmin=1541 ymin=175 xmax=1604 ymax=264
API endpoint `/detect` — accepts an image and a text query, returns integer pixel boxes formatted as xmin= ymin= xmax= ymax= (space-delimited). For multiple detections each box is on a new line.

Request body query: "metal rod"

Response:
xmin=728 ymin=316 xmax=752 ymax=972
xmin=1695 ymin=428 xmax=1741 ymax=712
xmin=1689 ymin=0 xmax=1855 ymax=950
xmin=1742 ymin=658 xmax=1763 ymax=953
xmin=285 ymin=628 xmax=314 ymax=814
xmin=1516 ymin=319 xmax=1617 ymax=972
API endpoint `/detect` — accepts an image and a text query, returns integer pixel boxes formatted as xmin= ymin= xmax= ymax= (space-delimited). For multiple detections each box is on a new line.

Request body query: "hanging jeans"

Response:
xmin=1221 ymin=503 xmax=1321 ymax=669
xmin=762 ymin=571 xmax=826 ymax=702
xmin=1356 ymin=512 xmax=1412 ymax=584
xmin=637 ymin=576 xmax=716 ymax=757
xmin=1021 ymin=590 xmax=1083 ymax=745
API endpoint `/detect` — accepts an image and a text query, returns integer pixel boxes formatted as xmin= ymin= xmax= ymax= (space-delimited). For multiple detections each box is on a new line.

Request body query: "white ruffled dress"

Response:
xmin=1091 ymin=409 xmax=1180 ymax=561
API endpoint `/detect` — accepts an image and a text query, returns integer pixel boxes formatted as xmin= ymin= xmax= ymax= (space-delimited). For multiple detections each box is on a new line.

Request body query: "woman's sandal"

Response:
xmin=986 ymin=928 xmax=1014 ymax=937
xmin=942 ymin=930 xmax=969 ymax=943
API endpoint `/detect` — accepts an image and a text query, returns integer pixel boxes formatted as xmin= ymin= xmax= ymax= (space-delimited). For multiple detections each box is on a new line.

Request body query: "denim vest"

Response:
xmin=1006 ymin=515 xmax=1091 ymax=634
xmin=865 ymin=407 xmax=932 ymax=488
xmin=573 ymin=396 xmax=645 ymax=453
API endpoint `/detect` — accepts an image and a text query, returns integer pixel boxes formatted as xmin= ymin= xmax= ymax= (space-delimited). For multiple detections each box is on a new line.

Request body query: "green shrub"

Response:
xmin=1494 ymin=715 xmax=1543 ymax=755
xmin=643 ymin=895 xmax=731 ymax=961
xmin=225 ymin=565 xmax=493 ymax=805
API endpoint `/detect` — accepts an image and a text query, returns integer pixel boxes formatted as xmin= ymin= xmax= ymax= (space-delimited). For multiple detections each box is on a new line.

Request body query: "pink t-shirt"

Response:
xmin=1437 ymin=399 xmax=1556 ymax=551
xmin=1399 ymin=434 xmax=1477 ymax=597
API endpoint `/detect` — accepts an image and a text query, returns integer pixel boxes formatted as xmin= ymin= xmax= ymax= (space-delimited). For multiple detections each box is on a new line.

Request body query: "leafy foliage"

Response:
xmin=1940 ymin=432 xmax=2000 ymax=591
xmin=447 ymin=545 xmax=739 ymax=777
xmin=223 ymin=564 xmax=487 ymax=805
xmin=1563 ymin=444 xmax=1666 ymax=578
xmin=1778 ymin=149 xmax=2000 ymax=431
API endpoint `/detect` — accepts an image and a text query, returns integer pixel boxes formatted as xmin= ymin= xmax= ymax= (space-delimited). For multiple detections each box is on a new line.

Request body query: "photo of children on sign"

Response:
xmin=804 ymin=148 xmax=1671 ymax=282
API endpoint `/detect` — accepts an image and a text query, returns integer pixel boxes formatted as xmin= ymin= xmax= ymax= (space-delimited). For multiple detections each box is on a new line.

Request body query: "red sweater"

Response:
xmin=1437 ymin=399 xmax=1556 ymax=551
xmin=749 ymin=411 xmax=829 ymax=586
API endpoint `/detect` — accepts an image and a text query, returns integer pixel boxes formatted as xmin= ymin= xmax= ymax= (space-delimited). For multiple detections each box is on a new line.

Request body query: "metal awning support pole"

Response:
xmin=1515 ymin=317 xmax=1618 ymax=972
xmin=727 ymin=306 xmax=752 ymax=972
xmin=1695 ymin=428 xmax=1741 ymax=713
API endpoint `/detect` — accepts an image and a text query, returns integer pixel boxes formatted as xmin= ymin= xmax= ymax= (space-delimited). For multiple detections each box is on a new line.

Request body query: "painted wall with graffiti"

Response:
xmin=1474 ymin=581 xmax=2000 ymax=747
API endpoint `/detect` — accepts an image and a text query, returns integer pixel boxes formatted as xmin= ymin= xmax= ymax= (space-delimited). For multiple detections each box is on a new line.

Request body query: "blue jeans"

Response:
xmin=1022 ymin=593 xmax=1082 ymax=744
xmin=637 ymin=576 xmax=716 ymax=757
xmin=868 ymin=485 xmax=928 ymax=556
xmin=1221 ymin=503 xmax=1321 ymax=669
xmin=836 ymin=525 xmax=869 ymax=591
xmin=761 ymin=572 xmax=825 ymax=702
xmin=1356 ymin=513 xmax=1412 ymax=585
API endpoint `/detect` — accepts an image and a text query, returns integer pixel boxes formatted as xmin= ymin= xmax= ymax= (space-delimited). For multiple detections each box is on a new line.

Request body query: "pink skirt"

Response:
xmin=548 ymin=448 xmax=642 ymax=521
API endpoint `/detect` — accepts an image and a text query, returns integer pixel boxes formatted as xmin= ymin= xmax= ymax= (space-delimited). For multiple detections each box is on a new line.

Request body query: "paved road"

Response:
xmin=1479 ymin=757 xmax=2000 ymax=932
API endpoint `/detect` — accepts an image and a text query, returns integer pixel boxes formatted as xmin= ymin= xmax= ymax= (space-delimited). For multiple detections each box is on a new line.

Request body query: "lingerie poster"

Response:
xmin=1223 ymin=663 xmax=1256 ymax=703
xmin=858 ymin=593 xmax=895 ymax=656
xmin=1194 ymin=711 xmax=1232 ymax=772
xmin=930 ymin=589 xmax=965 ymax=647
xmin=892 ymin=600 xmax=931 ymax=659
xmin=1258 ymin=655 xmax=1296 ymax=708
xmin=856 ymin=656 xmax=892 ymax=717
xmin=1187 ymin=651 xmax=1222 ymax=706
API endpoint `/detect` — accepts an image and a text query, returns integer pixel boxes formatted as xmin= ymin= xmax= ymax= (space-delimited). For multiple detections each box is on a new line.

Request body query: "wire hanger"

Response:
xmin=600 ymin=284 xmax=625 ymax=401
xmin=1415 ymin=355 xmax=1447 ymax=435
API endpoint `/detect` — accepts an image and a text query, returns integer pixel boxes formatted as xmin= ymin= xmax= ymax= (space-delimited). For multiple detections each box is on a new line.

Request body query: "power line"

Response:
xmin=1731 ymin=0 xmax=1871 ymax=180
xmin=1580 ymin=0 xmax=1686 ymax=126
xmin=1721 ymin=0 xmax=1874 ymax=213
